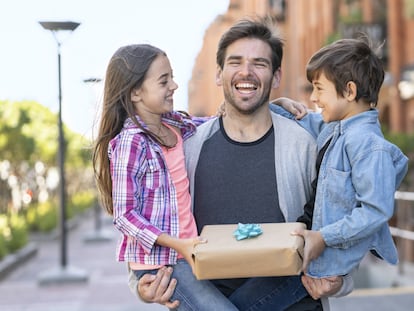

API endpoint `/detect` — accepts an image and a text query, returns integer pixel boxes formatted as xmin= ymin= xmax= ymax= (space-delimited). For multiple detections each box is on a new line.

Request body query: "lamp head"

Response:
xmin=39 ymin=21 xmax=80 ymax=32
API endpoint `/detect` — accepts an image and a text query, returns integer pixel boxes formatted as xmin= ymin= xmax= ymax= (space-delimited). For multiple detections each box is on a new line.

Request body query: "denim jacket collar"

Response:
xmin=318 ymin=109 xmax=379 ymax=150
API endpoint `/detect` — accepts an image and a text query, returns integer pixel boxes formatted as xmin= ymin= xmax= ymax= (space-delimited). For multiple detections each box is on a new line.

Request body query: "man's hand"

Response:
xmin=301 ymin=274 xmax=343 ymax=300
xmin=137 ymin=266 xmax=180 ymax=309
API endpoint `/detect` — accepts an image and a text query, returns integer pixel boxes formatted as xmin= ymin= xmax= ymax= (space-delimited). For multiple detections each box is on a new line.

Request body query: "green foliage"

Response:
xmin=383 ymin=131 xmax=414 ymax=155
xmin=25 ymin=201 xmax=58 ymax=232
xmin=0 ymin=216 xmax=9 ymax=260
xmin=7 ymin=214 xmax=28 ymax=252
xmin=68 ymin=190 xmax=97 ymax=216
xmin=325 ymin=32 xmax=342 ymax=45
xmin=0 ymin=214 xmax=28 ymax=258
xmin=25 ymin=190 xmax=96 ymax=233
xmin=0 ymin=233 xmax=7 ymax=260
xmin=0 ymin=100 xmax=96 ymax=259
xmin=0 ymin=100 xmax=92 ymax=168
xmin=0 ymin=100 xmax=58 ymax=164
xmin=383 ymin=128 xmax=414 ymax=189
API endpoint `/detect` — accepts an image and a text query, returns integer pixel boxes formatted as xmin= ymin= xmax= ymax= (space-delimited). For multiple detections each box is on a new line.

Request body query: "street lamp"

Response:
xmin=37 ymin=20 xmax=88 ymax=285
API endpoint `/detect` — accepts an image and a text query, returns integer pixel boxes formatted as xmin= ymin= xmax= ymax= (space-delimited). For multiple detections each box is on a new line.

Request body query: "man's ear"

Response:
xmin=271 ymin=68 xmax=282 ymax=89
xmin=345 ymin=81 xmax=357 ymax=101
xmin=131 ymin=88 xmax=141 ymax=102
xmin=215 ymin=66 xmax=223 ymax=86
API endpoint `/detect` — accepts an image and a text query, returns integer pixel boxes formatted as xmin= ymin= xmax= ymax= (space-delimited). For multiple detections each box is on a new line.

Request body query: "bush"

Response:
xmin=0 ymin=234 xmax=7 ymax=260
xmin=0 ymin=191 xmax=96 ymax=260
xmin=383 ymin=129 xmax=414 ymax=190
xmin=0 ymin=214 xmax=28 ymax=259
xmin=26 ymin=201 xmax=57 ymax=232
xmin=0 ymin=217 xmax=9 ymax=260
xmin=68 ymin=191 xmax=97 ymax=216
xmin=7 ymin=214 xmax=28 ymax=252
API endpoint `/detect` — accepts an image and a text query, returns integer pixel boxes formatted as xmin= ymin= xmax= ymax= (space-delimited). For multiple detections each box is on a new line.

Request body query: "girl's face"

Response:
xmin=132 ymin=54 xmax=178 ymax=117
xmin=309 ymin=72 xmax=359 ymax=122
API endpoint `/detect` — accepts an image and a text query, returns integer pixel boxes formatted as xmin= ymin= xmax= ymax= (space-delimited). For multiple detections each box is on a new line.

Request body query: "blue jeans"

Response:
xmin=133 ymin=259 xmax=238 ymax=311
xmin=227 ymin=275 xmax=308 ymax=311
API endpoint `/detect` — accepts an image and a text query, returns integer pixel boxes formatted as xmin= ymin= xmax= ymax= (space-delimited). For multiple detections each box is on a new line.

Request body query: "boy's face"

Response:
xmin=309 ymin=72 xmax=359 ymax=123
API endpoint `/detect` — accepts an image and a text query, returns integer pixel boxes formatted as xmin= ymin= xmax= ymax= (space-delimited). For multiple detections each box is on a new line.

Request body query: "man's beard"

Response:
xmin=223 ymin=82 xmax=271 ymax=115
xmin=226 ymin=95 xmax=269 ymax=115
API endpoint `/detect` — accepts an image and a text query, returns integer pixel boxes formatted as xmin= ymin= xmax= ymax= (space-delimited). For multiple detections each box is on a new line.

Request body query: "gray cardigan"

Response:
xmin=184 ymin=111 xmax=317 ymax=222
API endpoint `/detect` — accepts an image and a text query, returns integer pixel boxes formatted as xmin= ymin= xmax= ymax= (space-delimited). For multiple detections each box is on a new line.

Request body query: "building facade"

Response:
xmin=188 ymin=0 xmax=414 ymax=134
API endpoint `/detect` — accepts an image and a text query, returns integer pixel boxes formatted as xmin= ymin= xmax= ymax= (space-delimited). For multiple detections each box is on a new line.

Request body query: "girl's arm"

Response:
xmin=156 ymin=234 xmax=206 ymax=273
xmin=110 ymin=135 xmax=163 ymax=254
xmin=111 ymin=133 xmax=206 ymax=267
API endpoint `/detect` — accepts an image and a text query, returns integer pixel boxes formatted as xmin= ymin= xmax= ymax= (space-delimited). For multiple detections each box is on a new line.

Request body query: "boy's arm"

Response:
xmin=321 ymin=149 xmax=404 ymax=248
xmin=269 ymin=98 xmax=325 ymax=139
xmin=270 ymin=97 xmax=308 ymax=119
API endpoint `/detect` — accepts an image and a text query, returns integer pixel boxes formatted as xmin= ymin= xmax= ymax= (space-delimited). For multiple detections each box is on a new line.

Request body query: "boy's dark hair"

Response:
xmin=306 ymin=38 xmax=385 ymax=106
xmin=216 ymin=17 xmax=283 ymax=74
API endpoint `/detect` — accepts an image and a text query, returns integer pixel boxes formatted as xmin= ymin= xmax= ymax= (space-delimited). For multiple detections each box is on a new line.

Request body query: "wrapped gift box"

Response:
xmin=192 ymin=222 xmax=305 ymax=280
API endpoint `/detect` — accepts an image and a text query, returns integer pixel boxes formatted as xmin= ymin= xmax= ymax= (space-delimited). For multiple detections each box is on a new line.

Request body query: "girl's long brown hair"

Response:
xmin=92 ymin=44 xmax=165 ymax=215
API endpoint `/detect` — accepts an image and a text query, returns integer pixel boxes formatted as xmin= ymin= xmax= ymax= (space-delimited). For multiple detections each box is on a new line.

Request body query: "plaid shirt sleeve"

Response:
xmin=109 ymin=132 xmax=163 ymax=255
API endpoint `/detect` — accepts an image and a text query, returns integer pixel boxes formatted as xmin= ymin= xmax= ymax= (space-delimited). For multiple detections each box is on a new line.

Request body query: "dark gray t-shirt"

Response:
xmin=193 ymin=117 xmax=285 ymax=234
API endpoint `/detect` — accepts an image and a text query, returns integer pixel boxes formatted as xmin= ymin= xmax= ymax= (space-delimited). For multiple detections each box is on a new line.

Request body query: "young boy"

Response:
xmin=277 ymin=38 xmax=408 ymax=280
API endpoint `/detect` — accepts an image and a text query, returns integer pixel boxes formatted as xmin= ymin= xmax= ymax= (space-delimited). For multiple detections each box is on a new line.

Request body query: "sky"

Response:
xmin=0 ymin=0 xmax=229 ymax=138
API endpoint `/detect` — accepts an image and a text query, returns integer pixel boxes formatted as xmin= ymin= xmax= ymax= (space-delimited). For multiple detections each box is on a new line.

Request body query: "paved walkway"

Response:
xmin=0 ymin=211 xmax=166 ymax=311
xmin=0 ymin=210 xmax=413 ymax=311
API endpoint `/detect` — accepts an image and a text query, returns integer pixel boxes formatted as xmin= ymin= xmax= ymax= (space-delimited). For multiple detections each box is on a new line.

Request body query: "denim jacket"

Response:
xmin=270 ymin=106 xmax=408 ymax=277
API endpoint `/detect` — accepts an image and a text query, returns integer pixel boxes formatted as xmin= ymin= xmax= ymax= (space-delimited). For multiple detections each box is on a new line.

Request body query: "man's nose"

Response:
xmin=239 ymin=62 xmax=253 ymax=76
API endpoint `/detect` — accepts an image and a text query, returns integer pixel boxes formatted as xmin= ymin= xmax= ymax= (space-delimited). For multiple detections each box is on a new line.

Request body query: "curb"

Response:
xmin=0 ymin=242 xmax=38 ymax=280
xmin=0 ymin=213 xmax=83 ymax=281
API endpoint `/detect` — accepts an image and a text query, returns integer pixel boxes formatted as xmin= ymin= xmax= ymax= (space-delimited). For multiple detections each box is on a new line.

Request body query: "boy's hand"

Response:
xmin=271 ymin=97 xmax=308 ymax=119
xmin=291 ymin=229 xmax=326 ymax=272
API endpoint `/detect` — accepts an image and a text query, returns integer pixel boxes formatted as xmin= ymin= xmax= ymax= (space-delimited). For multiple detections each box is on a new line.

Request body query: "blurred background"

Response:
xmin=1 ymin=0 xmax=414 ymax=310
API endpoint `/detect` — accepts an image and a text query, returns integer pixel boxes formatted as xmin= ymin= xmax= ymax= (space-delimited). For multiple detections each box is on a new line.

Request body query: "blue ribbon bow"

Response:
xmin=233 ymin=223 xmax=263 ymax=241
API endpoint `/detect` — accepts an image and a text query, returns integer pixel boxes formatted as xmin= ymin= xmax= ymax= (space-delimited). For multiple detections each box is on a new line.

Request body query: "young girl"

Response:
xmin=92 ymin=44 xmax=238 ymax=310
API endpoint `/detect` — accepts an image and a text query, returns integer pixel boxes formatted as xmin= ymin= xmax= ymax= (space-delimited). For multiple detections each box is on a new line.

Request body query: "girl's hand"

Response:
xmin=173 ymin=236 xmax=207 ymax=274
xmin=271 ymin=97 xmax=308 ymax=119
xmin=216 ymin=101 xmax=226 ymax=117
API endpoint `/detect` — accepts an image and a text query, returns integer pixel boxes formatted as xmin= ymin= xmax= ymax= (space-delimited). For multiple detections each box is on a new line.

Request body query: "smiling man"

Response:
xmin=131 ymin=17 xmax=352 ymax=311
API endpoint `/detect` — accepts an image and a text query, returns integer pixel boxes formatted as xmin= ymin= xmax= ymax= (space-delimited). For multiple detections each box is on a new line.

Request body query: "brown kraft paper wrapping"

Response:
xmin=192 ymin=222 xmax=305 ymax=280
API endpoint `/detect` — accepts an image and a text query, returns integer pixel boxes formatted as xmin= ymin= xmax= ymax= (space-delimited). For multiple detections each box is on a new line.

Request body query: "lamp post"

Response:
xmin=37 ymin=21 xmax=88 ymax=285
xmin=82 ymin=77 xmax=113 ymax=243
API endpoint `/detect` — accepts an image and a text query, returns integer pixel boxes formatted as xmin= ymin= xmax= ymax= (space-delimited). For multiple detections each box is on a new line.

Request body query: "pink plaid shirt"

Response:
xmin=109 ymin=111 xmax=206 ymax=264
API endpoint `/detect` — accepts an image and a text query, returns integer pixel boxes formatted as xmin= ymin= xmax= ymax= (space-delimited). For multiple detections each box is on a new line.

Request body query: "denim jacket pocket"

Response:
xmin=325 ymin=167 xmax=356 ymax=209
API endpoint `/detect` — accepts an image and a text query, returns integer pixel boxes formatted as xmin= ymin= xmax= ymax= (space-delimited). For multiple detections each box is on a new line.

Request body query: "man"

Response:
xmin=130 ymin=17 xmax=352 ymax=310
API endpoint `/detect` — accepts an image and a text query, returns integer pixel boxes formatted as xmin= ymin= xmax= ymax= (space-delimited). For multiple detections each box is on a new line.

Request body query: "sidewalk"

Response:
xmin=0 ymin=210 xmax=166 ymax=311
xmin=0 ymin=210 xmax=413 ymax=311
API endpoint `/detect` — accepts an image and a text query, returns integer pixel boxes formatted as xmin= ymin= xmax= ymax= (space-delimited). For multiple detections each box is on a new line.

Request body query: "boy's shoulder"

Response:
xmin=344 ymin=123 xmax=406 ymax=160
xmin=270 ymin=111 xmax=316 ymax=142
